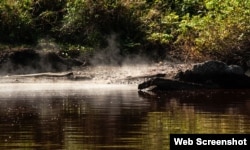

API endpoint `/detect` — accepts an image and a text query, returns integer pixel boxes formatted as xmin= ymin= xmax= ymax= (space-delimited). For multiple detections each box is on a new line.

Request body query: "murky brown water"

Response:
xmin=0 ymin=83 xmax=250 ymax=150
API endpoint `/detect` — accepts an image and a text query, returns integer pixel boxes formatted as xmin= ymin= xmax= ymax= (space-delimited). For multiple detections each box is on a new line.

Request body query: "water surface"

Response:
xmin=0 ymin=83 xmax=250 ymax=149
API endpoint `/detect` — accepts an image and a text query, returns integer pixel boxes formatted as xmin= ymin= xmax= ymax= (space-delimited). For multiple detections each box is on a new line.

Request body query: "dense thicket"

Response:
xmin=0 ymin=0 xmax=250 ymax=64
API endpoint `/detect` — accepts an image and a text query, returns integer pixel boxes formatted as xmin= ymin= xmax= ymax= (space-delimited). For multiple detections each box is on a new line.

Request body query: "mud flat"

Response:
xmin=0 ymin=62 xmax=192 ymax=84
xmin=70 ymin=63 xmax=193 ymax=84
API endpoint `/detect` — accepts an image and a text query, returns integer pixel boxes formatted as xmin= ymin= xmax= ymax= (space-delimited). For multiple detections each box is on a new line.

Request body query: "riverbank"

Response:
xmin=0 ymin=61 xmax=192 ymax=84
xmin=0 ymin=48 xmax=193 ymax=84
xmin=1 ymin=48 xmax=250 ymax=90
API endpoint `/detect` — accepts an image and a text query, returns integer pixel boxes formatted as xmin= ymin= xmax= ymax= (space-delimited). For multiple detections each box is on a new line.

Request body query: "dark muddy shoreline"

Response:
xmin=2 ymin=49 xmax=250 ymax=91
xmin=0 ymin=48 xmax=192 ymax=84
xmin=0 ymin=48 xmax=85 ymax=75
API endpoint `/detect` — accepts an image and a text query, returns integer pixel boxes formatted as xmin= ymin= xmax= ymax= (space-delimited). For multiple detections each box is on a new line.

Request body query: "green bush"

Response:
xmin=0 ymin=0 xmax=250 ymax=63
xmin=175 ymin=0 xmax=250 ymax=61
xmin=0 ymin=0 xmax=66 ymax=44
xmin=30 ymin=0 xmax=66 ymax=33
xmin=58 ymin=0 xmax=144 ymax=54
xmin=0 ymin=0 xmax=35 ymax=44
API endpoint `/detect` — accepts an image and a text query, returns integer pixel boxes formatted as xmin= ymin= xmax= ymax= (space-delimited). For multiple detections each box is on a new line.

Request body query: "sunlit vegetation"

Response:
xmin=0 ymin=0 xmax=250 ymax=62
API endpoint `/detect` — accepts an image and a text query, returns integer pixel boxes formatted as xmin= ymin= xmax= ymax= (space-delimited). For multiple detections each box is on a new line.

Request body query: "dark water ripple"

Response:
xmin=0 ymin=83 xmax=250 ymax=149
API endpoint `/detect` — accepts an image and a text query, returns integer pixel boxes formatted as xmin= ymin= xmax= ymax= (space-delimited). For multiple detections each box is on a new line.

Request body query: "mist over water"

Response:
xmin=0 ymin=34 xmax=182 ymax=85
xmin=0 ymin=35 xmax=199 ymax=150
xmin=90 ymin=34 xmax=152 ymax=66
xmin=90 ymin=34 xmax=122 ymax=65
xmin=0 ymin=32 xmax=190 ymax=86
xmin=0 ymin=84 xmax=250 ymax=149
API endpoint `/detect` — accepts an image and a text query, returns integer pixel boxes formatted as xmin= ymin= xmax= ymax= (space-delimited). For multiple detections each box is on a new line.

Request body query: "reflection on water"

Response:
xmin=0 ymin=83 xmax=250 ymax=149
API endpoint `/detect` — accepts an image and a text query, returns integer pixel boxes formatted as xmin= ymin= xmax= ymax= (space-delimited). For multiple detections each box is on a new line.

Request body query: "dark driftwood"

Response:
xmin=4 ymin=72 xmax=94 ymax=81
xmin=7 ymin=72 xmax=74 ymax=78
xmin=138 ymin=78 xmax=211 ymax=91
xmin=138 ymin=74 xmax=250 ymax=91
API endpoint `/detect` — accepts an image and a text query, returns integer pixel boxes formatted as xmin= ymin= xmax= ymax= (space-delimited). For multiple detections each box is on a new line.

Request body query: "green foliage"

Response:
xmin=60 ymin=44 xmax=94 ymax=58
xmin=29 ymin=0 xmax=67 ymax=34
xmin=59 ymin=0 xmax=144 ymax=51
xmin=0 ymin=0 xmax=66 ymax=44
xmin=176 ymin=0 xmax=250 ymax=61
xmin=0 ymin=0 xmax=250 ymax=62
xmin=0 ymin=0 xmax=34 ymax=43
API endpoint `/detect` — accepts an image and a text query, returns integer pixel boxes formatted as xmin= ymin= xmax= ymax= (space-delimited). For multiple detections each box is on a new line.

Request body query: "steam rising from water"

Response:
xmin=90 ymin=34 xmax=150 ymax=66
xmin=0 ymin=34 xmax=190 ymax=95
xmin=91 ymin=34 xmax=122 ymax=65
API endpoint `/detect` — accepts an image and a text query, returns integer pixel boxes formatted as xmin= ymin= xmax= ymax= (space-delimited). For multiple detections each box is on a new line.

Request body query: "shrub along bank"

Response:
xmin=0 ymin=0 xmax=250 ymax=67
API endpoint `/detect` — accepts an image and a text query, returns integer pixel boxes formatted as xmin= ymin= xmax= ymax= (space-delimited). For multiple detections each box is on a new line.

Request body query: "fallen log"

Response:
xmin=138 ymin=78 xmax=213 ymax=91
xmin=138 ymin=74 xmax=250 ymax=91
xmin=6 ymin=72 xmax=74 ymax=78
xmin=138 ymin=61 xmax=250 ymax=91
xmin=3 ymin=72 xmax=94 ymax=81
